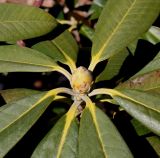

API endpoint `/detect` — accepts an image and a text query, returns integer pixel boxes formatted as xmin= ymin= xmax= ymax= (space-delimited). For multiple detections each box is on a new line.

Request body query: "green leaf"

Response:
xmin=89 ymin=0 xmax=160 ymax=70
xmin=32 ymin=41 xmax=65 ymax=63
xmin=96 ymin=49 xmax=129 ymax=82
xmin=80 ymin=25 xmax=94 ymax=41
xmin=117 ymin=51 xmax=160 ymax=91
xmin=0 ymin=3 xmax=57 ymax=41
xmin=127 ymin=39 xmax=138 ymax=55
xmin=79 ymin=102 xmax=133 ymax=158
xmin=33 ymin=30 xmax=78 ymax=72
xmin=143 ymin=26 xmax=160 ymax=45
xmin=146 ymin=136 xmax=160 ymax=157
xmin=131 ymin=119 xmax=151 ymax=136
xmin=112 ymin=89 xmax=160 ymax=136
xmin=0 ymin=88 xmax=40 ymax=104
xmin=0 ymin=45 xmax=58 ymax=72
xmin=0 ymin=90 xmax=55 ymax=157
xmin=51 ymin=30 xmax=78 ymax=71
xmin=31 ymin=103 xmax=78 ymax=158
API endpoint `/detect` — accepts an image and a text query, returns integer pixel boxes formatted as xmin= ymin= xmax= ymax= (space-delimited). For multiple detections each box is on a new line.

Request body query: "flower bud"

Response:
xmin=71 ymin=66 xmax=93 ymax=94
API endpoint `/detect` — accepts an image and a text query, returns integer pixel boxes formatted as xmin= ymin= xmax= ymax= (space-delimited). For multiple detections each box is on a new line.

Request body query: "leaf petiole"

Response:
xmin=49 ymin=87 xmax=74 ymax=96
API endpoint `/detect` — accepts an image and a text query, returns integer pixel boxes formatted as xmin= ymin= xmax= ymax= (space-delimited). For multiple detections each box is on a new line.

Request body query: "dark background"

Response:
xmin=0 ymin=1 xmax=160 ymax=157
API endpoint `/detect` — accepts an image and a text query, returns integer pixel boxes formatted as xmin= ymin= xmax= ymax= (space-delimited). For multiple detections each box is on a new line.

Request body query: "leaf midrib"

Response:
xmin=112 ymin=90 xmax=160 ymax=113
xmin=90 ymin=89 xmax=160 ymax=114
xmin=89 ymin=105 xmax=107 ymax=158
xmin=97 ymin=89 xmax=160 ymax=113
xmin=0 ymin=59 xmax=56 ymax=69
xmin=93 ymin=0 xmax=137 ymax=60
xmin=56 ymin=105 xmax=77 ymax=158
xmin=0 ymin=92 xmax=51 ymax=133
xmin=52 ymin=40 xmax=75 ymax=70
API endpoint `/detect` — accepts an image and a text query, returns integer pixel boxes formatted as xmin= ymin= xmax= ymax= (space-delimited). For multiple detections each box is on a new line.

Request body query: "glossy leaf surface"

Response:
xmin=33 ymin=30 xmax=78 ymax=71
xmin=32 ymin=41 xmax=65 ymax=62
xmin=79 ymin=103 xmax=133 ymax=158
xmin=0 ymin=91 xmax=55 ymax=157
xmin=113 ymin=89 xmax=160 ymax=136
xmin=32 ymin=103 xmax=78 ymax=158
xmin=0 ymin=3 xmax=57 ymax=41
xmin=0 ymin=45 xmax=58 ymax=72
xmin=0 ymin=88 xmax=40 ymax=104
xmin=89 ymin=0 xmax=160 ymax=70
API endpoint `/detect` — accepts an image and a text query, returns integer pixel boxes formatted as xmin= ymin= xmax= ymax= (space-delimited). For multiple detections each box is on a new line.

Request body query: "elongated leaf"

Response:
xmin=31 ymin=103 xmax=78 ymax=158
xmin=79 ymin=103 xmax=133 ymax=158
xmin=33 ymin=30 xmax=78 ymax=71
xmin=117 ymin=51 xmax=160 ymax=91
xmin=32 ymin=41 xmax=65 ymax=62
xmin=0 ymin=88 xmax=40 ymax=103
xmin=51 ymin=30 xmax=78 ymax=71
xmin=0 ymin=3 xmax=57 ymax=41
xmin=89 ymin=0 xmax=160 ymax=70
xmin=0 ymin=90 xmax=55 ymax=157
xmin=96 ymin=49 xmax=129 ymax=82
xmin=131 ymin=119 xmax=151 ymax=136
xmin=0 ymin=45 xmax=58 ymax=72
xmin=112 ymin=89 xmax=160 ymax=135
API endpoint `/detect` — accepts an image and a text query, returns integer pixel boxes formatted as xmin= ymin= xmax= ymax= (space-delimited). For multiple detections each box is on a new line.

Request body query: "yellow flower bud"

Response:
xmin=71 ymin=66 xmax=93 ymax=94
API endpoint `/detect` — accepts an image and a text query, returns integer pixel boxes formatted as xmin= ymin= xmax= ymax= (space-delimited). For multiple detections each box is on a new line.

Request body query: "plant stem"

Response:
xmin=89 ymin=88 xmax=118 ymax=97
xmin=50 ymin=87 xmax=74 ymax=96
